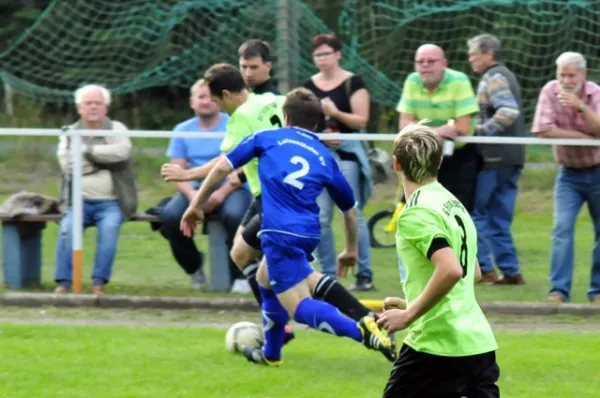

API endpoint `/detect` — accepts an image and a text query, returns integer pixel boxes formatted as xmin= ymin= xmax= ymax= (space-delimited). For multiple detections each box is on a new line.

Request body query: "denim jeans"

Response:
xmin=471 ymin=166 xmax=522 ymax=277
xmin=159 ymin=188 xmax=251 ymax=278
xmin=316 ymin=159 xmax=372 ymax=280
xmin=55 ymin=199 xmax=124 ymax=285
xmin=549 ymin=166 xmax=600 ymax=301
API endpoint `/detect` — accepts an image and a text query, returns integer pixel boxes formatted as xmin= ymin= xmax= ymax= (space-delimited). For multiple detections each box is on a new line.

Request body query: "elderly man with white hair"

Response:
xmin=54 ymin=84 xmax=136 ymax=295
xmin=532 ymin=51 xmax=600 ymax=303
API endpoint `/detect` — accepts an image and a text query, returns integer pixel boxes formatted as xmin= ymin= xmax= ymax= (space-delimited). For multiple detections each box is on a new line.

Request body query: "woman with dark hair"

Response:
xmin=304 ymin=33 xmax=374 ymax=291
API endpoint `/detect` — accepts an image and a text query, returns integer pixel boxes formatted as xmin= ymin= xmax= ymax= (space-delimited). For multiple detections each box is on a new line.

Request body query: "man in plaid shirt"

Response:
xmin=531 ymin=51 xmax=600 ymax=303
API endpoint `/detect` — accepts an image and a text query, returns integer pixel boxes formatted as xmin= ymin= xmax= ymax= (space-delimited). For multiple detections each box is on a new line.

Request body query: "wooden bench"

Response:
xmin=0 ymin=212 xmax=232 ymax=292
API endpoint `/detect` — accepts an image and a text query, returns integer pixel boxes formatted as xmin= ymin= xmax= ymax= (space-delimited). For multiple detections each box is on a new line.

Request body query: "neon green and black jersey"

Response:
xmin=220 ymin=93 xmax=285 ymax=197
xmin=395 ymin=181 xmax=498 ymax=357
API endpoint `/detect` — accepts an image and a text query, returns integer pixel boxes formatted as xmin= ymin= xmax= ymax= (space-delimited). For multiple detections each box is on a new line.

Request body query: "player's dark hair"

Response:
xmin=393 ymin=121 xmax=443 ymax=183
xmin=238 ymin=39 xmax=272 ymax=63
xmin=310 ymin=34 xmax=342 ymax=53
xmin=283 ymin=87 xmax=323 ymax=131
xmin=203 ymin=63 xmax=246 ymax=98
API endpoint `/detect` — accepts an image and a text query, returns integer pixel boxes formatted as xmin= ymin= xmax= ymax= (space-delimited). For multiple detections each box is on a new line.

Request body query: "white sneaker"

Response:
xmin=230 ymin=278 xmax=252 ymax=294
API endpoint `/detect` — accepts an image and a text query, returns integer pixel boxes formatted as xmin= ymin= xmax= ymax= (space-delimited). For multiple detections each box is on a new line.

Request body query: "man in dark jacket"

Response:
xmin=238 ymin=39 xmax=280 ymax=95
xmin=467 ymin=33 xmax=526 ymax=285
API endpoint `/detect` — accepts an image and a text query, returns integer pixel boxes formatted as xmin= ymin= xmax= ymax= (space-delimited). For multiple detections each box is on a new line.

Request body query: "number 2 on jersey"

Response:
xmin=454 ymin=215 xmax=468 ymax=278
xmin=283 ymin=156 xmax=310 ymax=190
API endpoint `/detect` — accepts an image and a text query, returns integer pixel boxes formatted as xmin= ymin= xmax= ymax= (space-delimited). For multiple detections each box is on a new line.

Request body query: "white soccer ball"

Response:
xmin=225 ymin=321 xmax=264 ymax=353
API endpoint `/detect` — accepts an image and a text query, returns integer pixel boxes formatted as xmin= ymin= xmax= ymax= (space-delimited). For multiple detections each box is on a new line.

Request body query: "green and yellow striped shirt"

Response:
xmin=397 ymin=68 xmax=479 ymax=134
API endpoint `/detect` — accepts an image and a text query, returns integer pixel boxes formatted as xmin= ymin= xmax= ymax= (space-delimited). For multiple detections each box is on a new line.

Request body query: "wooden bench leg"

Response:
xmin=2 ymin=222 xmax=43 ymax=289
xmin=205 ymin=220 xmax=231 ymax=292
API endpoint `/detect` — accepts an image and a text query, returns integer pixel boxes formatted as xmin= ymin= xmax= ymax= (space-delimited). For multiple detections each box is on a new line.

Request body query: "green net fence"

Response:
xmin=1 ymin=0 xmax=600 ymax=124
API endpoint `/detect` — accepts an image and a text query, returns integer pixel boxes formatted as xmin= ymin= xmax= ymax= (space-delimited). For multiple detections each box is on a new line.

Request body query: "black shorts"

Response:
xmin=241 ymin=196 xmax=262 ymax=251
xmin=383 ymin=344 xmax=500 ymax=398
xmin=241 ymin=195 xmax=261 ymax=227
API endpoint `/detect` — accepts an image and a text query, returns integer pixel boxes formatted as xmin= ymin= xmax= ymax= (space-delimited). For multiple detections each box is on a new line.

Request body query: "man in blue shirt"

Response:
xmin=159 ymin=79 xmax=251 ymax=290
xmin=180 ymin=87 xmax=395 ymax=365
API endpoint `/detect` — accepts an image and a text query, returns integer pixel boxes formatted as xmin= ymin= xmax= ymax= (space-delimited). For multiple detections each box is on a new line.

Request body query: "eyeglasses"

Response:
xmin=415 ymin=59 xmax=443 ymax=66
xmin=313 ymin=51 xmax=335 ymax=59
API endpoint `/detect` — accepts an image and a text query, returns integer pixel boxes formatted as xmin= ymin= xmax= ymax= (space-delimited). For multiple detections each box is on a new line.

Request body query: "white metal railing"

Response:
xmin=1 ymin=127 xmax=599 ymax=293
xmin=2 ymin=128 xmax=600 ymax=146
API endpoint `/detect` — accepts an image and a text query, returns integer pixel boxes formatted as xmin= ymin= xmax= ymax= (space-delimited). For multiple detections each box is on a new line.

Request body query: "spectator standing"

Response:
xmin=531 ymin=51 xmax=600 ymax=303
xmin=238 ymin=39 xmax=280 ymax=95
xmin=467 ymin=33 xmax=526 ymax=285
xmin=303 ymin=33 xmax=374 ymax=291
xmin=397 ymin=44 xmax=480 ymax=212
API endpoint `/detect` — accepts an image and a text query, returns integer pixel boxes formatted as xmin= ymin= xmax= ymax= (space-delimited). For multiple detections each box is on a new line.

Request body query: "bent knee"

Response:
xmin=230 ymin=243 xmax=256 ymax=268
xmin=306 ymin=272 xmax=323 ymax=292
xmin=159 ymin=210 xmax=182 ymax=226
xmin=256 ymin=264 xmax=270 ymax=288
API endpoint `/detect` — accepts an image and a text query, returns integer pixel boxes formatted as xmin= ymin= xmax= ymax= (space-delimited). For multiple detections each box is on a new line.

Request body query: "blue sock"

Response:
xmin=259 ymin=285 xmax=289 ymax=361
xmin=294 ymin=298 xmax=362 ymax=342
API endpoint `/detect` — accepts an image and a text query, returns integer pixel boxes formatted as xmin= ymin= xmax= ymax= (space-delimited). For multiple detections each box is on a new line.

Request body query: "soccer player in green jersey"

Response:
xmin=161 ymin=64 xmax=384 ymax=347
xmin=161 ymin=65 xmax=286 ymax=298
xmin=377 ymin=121 xmax=500 ymax=397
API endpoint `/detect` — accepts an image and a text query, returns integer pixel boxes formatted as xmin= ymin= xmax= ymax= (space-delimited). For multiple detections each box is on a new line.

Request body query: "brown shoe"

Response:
xmin=493 ymin=274 xmax=525 ymax=285
xmin=480 ymin=271 xmax=500 ymax=284
xmin=546 ymin=293 xmax=565 ymax=303
xmin=90 ymin=285 xmax=105 ymax=295
xmin=54 ymin=285 xmax=68 ymax=294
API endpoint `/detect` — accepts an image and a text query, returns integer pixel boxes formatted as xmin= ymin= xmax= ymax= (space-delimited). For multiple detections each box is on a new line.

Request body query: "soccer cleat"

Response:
xmin=358 ymin=316 xmax=397 ymax=362
xmin=240 ymin=346 xmax=282 ymax=367
xmin=283 ymin=324 xmax=295 ymax=346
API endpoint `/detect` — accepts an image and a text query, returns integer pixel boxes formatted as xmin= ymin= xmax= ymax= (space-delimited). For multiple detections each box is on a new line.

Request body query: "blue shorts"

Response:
xmin=260 ymin=233 xmax=319 ymax=294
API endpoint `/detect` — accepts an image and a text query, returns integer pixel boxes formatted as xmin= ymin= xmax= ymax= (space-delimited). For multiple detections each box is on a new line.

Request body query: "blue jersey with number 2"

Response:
xmin=225 ymin=126 xmax=356 ymax=238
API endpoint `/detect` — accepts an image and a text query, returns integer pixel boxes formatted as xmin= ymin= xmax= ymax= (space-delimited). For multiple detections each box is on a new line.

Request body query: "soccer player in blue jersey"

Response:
xmin=163 ymin=64 xmax=386 ymax=345
xmin=180 ymin=87 xmax=395 ymax=365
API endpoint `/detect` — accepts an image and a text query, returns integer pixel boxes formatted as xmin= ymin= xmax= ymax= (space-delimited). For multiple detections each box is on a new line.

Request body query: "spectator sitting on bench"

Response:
xmin=54 ymin=84 xmax=136 ymax=295
xmin=159 ymin=78 xmax=252 ymax=291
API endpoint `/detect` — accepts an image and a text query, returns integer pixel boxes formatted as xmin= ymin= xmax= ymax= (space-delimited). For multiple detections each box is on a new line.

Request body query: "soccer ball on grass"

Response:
xmin=225 ymin=321 xmax=264 ymax=353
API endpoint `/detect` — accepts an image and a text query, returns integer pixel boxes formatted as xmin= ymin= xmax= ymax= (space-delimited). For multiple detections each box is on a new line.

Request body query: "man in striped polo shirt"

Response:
xmin=397 ymin=44 xmax=480 ymax=212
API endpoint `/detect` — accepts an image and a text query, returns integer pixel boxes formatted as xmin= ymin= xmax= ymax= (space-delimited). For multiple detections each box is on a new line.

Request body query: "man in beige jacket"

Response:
xmin=54 ymin=84 xmax=135 ymax=294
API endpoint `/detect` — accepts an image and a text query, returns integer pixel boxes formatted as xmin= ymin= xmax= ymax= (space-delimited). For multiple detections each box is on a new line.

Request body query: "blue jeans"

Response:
xmin=316 ymin=159 xmax=372 ymax=280
xmin=472 ymin=167 xmax=522 ymax=277
xmin=55 ymin=199 xmax=124 ymax=285
xmin=160 ymin=188 xmax=251 ymax=277
xmin=549 ymin=166 xmax=600 ymax=301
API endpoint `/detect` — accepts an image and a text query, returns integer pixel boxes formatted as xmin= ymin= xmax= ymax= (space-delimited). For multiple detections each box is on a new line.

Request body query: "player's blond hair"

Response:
xmin=393 ymin=120 xmax=442 ymax=183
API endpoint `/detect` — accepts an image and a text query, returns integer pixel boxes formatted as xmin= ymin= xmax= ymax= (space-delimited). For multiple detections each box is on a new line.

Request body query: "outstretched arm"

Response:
xmin=162 ymin=155 xmax=223 ymax=182
xmin=189 ymin=157 xmax=233 ymax=211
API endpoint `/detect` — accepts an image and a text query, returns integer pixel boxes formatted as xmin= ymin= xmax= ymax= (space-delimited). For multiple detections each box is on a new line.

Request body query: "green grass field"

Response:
xmin=0 ymin=320 xmax=598 ymax=398
xmin=0 ymin=143 xmax=595 ymax=303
